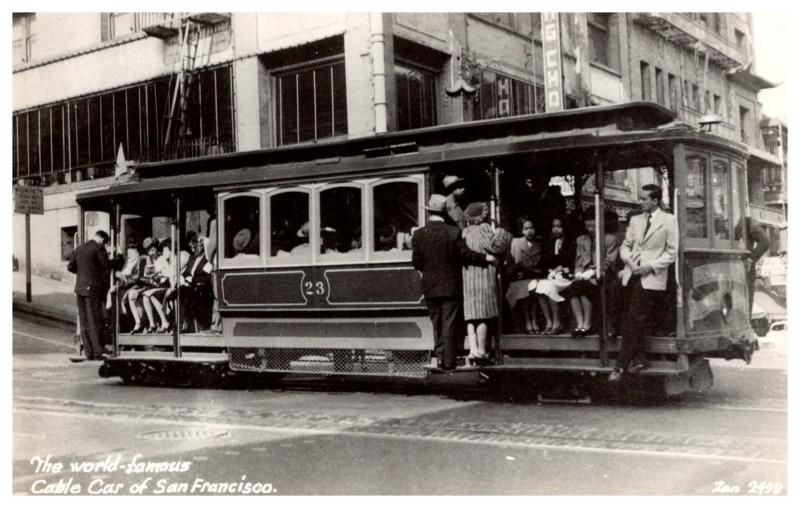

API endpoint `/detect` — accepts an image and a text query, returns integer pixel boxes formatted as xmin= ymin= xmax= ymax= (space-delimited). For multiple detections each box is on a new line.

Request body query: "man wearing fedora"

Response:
xmin=67 ymin=229 xmax=113 ymax=360
xmin=412 ymin=194 xmax=497 ymax=371
xmin=442 ymin=175 xmax=467 ymax=228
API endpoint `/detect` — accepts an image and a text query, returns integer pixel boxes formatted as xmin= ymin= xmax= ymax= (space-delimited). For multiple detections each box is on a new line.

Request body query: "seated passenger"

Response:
xmin=114 ymin=242 xmax=149 ymax=333
xmin=534 ymin=217 xmax=575 ymax=335
xmin=289 ymin=222 xmax=311 ymax=255
xmin=567 ymin=212 xmax=600 ymax=337
xmin=505 ymin=216 xmax=544 ymax=334
xmin=231 ymin=228 xmax=260 ymax=263
xmin=141 ymin=238 xmax=174 ymax=333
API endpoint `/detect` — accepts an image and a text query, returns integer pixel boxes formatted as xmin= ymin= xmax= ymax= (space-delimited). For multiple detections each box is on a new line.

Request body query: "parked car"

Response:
xmin=758 ymin=320 xmax=787 ymax=352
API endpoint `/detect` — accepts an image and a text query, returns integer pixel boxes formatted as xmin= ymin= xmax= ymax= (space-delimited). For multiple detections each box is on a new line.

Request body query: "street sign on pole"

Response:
xmin=14 ymin=185 xmax=44 ymax=302
xmin=14 ymin=185 xmax=44 ymax=215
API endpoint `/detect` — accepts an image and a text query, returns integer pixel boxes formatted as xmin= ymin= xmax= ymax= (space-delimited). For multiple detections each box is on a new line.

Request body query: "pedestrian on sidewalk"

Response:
xmin=67 ymin=230 xmax=113 ymax=360
xmin=412 ymin=194 xmax=496 ymax=371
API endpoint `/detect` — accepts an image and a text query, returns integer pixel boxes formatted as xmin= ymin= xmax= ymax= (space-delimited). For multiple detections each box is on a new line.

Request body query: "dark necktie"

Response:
xmin=643 ymin=213 xmax=652 ymax=239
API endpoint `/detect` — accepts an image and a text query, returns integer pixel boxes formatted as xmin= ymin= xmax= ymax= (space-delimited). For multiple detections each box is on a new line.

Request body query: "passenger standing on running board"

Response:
xmin=609 ymin=184 xmax=677 ymax=383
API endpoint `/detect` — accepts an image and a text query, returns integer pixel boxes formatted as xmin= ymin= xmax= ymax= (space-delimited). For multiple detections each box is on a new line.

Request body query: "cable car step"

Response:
xmin=108 ymin=352 xmax=229 ymax=364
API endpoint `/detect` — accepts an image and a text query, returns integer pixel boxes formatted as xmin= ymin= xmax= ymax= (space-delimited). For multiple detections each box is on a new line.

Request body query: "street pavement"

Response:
xmin=11 ymin=310 xmax=789 ymax=496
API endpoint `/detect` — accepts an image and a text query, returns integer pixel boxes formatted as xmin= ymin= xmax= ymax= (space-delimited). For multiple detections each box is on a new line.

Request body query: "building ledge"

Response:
xmin=12 ymin=32 xmax=150 ymax=74
xmin=727 ymin=65 xmax=778 ymax=91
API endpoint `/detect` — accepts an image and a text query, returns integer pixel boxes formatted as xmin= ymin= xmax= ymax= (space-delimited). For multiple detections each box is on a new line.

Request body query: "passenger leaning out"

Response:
xmin=534 ymin=217 xmax=575 ymax=335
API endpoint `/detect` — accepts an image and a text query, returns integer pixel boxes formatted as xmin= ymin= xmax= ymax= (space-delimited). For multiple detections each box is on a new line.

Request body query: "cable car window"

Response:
xmin=222 ymin=195 xmax=261 ymax=263
xmin=686 ymin=156 xmax=708 ymax=238
xmin=732 ymin=162 xmax=746 ymax=249
xmin=319 ymin=185 xmax=364 ymax=260
xmin=712 ymin=160 xmax=731 ymax=240
xmin=373 ymin=181 xmax=418 ymax=253
xmin=270 ymin=190 xmax=311 ymax=262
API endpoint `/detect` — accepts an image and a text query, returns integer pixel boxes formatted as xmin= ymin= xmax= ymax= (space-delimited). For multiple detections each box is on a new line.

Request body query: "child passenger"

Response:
xmin=505 ymin=216 xmax=544 ymax=334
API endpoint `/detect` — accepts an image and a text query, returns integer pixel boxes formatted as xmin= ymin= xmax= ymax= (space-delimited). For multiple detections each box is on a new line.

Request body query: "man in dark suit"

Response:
xmin=181 ymin=234 xmax=213 ymax=332
xmin=67 ymin=230 xmax=112 ymax=360
xmin=412 ymin=194 xmax=496 ymax=370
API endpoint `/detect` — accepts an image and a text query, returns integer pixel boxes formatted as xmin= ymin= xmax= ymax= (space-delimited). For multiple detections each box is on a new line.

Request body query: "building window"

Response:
xmin=710 ymin=13 xmax=723 ymax=34
xmin=640 ymin=61 xmax=651 ymax=101
xmin=12 ymin=13 xmax=35 ymax=65
xmin=704 ymin=90 xmax=711 ymax=114
xmin=713 ymin=94 xmax=722 ymax=116
xmin=11 ymin=65 xmax=236 ymax=183
xmin=655 ymin=67 xmax=665 ymax=106
xmin=692 ymin=83 xmax=701 ymax=111
xmin=668 ymin=73 xmax=678 ymax=111
xmin=739 ymin=106 xmax=750 ymax=143
xmin=276 ymin=61 xmax=347 ymax=146
xmin=734 ymin=29 xmax=746 ymax=48
xmin=61 ymin=226 xmax=78 ymax=261
xmin=682 ymin=79 xmax=691 ymax=108
xmin=395 ymin=62 xmax=437 ymax=131
xmin=475 ymin=13 xmax=541 ymax=36
xmin=474 ymin=70 xmax=544 ymax=120
xmin=588 ymin=13 xmax=611 ymax=67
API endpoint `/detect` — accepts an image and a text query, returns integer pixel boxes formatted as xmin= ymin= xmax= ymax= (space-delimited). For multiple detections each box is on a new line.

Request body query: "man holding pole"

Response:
xmin=67 ymin=230 xmax=113 ymax=360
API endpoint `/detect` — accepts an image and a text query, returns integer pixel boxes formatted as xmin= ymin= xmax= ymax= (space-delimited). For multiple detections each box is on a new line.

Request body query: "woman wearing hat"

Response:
xmin=141 ymin=238 xmax=174 ymax=333
xmin=461 ymin=202 xmax=513 ymax=365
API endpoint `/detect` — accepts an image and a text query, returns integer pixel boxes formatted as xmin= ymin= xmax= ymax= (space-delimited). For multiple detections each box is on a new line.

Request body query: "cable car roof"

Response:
xmin=76 ymin=102 xmax=747 ymax=210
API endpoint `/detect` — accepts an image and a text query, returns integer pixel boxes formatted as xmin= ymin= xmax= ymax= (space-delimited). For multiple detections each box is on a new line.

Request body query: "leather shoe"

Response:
xmin=608 ymin=367 xmax=624 ymax=383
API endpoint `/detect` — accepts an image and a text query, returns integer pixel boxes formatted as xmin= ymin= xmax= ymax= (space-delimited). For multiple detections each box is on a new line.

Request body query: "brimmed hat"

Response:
xmin=296 ymin=221 xmax=310 ymax=238
xmin=463 ymin=202 xmax=489 ymax=225
xmin=424 ymin=194 xmax=448 ymax=213
xmin=142 ymin=237 xmax=155 ymax=251
xmin=233 ymin=228 xmax=252 ymax=252
xmin=94 ymin=230 xmax=110 ymax=243
xmin=442 ymin=175 xmax=465 ymax=193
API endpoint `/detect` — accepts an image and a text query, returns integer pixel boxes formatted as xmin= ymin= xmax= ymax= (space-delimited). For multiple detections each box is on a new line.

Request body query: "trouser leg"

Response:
xmin=76 ymin=296 xmax=92 ymax=358
xmin=619 ymin=277 xmax=650 ymax=368
xmin=425 ymin=298 xmax=443 ymax=361
xmin=439 ymin=298 xmax=462 ymax=368
xmin=82 ymin=296 xmax=105 ymax=358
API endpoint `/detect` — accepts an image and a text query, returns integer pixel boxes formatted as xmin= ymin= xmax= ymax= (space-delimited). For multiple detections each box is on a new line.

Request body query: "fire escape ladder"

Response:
xmin=164 ymin=19 xmax=201 ymax=149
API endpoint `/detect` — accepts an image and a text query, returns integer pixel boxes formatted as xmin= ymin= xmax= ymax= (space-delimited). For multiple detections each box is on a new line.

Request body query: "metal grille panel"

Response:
xmin=230 ymin=348 xmax=430 ymax=377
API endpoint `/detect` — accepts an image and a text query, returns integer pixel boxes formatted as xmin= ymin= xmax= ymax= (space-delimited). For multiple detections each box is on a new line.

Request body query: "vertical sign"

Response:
xmin=541 ymin=13 xmax=564 ymax=112
xmin=14 ymin=185 xmax=44 ymax=302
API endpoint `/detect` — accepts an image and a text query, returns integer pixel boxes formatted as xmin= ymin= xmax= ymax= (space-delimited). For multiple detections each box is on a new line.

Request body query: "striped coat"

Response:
xmin=462 ymin=223 xmax=513 ymax=321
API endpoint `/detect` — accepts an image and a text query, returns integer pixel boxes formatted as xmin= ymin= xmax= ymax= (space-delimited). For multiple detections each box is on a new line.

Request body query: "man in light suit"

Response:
xmin=609 ymin=184 xmax=678 ymax=382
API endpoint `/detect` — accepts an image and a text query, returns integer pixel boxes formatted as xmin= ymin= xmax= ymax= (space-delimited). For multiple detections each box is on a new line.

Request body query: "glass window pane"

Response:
xmin=215 ymin=66 xmax=234 ymax=147
xmin=40 ymin=108 xmax=51 ymax=174
xmin=686 ymin=157 xmax=708 ymax=238
xmin=332 ymin=62 xmax=348 ymax=136
xmin=270 ymin=191 xmax=310 ymax=262
xmin=28 ymin=111 xmax=39 ymax=176
xmin=315 ymin=67 xmax=333 ymax=138
xmin=712 ymin=160 xmax=730 ymax=240
xmin=319 ymin=186 xmax=362 ymax=257
xmin=373 ymin=181 xmax=419 ymax=252
xmin=298 ymin=68 xmax=317 ymax=142
xmin=732 ymin=163 xmax=746 ymax=249
xmin=279 ymin=75 xmax=298 ymax=145
xmin=223 ymin=195 xmax=261 ymax=262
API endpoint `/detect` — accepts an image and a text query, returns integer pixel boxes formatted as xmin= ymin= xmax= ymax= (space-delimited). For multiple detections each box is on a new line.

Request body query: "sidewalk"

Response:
xmin=11 ymin=271 xmax=77 ymax=326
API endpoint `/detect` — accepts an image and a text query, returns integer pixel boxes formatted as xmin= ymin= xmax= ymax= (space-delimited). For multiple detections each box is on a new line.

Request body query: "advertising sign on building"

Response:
xmin=541 ymin=13 xmax=564 ymax=112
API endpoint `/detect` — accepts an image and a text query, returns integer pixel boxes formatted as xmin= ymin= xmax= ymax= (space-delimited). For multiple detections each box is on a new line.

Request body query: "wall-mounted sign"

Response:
xmin=541 ymin=13 xmax=564 ymax=112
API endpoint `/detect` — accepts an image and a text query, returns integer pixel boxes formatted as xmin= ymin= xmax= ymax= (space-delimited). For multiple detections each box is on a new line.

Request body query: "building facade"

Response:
xmin=12 ymin=12 xmax=783 ymax=279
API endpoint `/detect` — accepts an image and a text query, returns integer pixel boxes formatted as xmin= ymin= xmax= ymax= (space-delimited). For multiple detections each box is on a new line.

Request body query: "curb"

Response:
xmin=12 ymin=301 xmax=76 ymax=327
